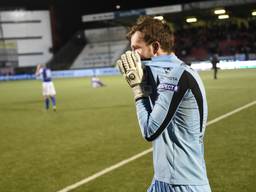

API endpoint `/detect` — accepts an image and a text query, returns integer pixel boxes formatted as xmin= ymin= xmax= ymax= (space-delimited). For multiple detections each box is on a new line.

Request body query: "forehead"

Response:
xmin=131 ymin=31 xmax=145 ymax=45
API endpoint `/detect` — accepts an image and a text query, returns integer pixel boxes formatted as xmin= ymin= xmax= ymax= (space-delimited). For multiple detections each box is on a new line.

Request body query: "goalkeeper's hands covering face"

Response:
xmin=117 ymin=51 xmax=151 ymax=100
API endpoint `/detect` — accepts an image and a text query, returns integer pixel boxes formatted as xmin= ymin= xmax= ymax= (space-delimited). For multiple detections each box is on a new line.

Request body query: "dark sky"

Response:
xmin=0 ymin=0 xmax=206 ymax=14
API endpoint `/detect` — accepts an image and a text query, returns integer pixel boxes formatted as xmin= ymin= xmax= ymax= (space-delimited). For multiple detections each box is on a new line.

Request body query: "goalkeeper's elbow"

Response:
xmin=143 ymin=131 xmax=159 ymax=142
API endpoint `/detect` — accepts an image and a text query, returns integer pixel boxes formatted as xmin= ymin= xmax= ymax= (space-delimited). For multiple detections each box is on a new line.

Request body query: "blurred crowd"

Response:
xmin=174 ymin=19 xmax=256 ymax=61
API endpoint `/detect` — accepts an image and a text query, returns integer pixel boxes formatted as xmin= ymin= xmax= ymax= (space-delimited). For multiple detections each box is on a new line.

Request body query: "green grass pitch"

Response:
xmin=0 ymin=69 xmax=256 ymax=192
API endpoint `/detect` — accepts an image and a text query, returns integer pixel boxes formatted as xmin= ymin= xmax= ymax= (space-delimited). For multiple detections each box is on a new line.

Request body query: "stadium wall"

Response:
xmin=0 ymin=10 xmax=52 ymax=67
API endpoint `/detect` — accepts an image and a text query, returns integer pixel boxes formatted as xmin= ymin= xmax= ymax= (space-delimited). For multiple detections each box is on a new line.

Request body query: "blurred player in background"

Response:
xmin=210 ymin=54 xmax=219 ymax=79
xmin=35 ymin=64 xmax=57 ymax=111
xmin=117 ymin=16 xmax=211 ymax=192
xmin=91 ymin=75 xmax=105 ymax=88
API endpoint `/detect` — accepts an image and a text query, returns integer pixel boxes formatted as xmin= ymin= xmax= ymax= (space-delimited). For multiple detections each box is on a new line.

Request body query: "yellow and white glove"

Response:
xmin=117 ymin=51 xmax=151 ymax=100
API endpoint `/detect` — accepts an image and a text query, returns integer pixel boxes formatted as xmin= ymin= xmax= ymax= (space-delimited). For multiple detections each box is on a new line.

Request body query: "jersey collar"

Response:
xmin=142 ymin=53 xmax=183 ymax=68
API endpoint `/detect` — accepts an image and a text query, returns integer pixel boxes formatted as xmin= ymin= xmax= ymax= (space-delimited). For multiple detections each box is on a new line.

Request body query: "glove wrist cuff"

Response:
xmin=132 ymin=85 xmax=151 ymax=100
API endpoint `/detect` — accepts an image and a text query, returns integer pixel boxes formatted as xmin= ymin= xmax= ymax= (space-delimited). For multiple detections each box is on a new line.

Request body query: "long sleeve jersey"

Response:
xmin=136 ymin=54 xmax=210 ymax=185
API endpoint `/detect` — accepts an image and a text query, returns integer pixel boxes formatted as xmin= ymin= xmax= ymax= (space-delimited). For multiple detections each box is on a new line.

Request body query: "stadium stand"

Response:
xmin=71 ymin=40 xmax=129 ymax=69
xmin=71 ymin=17 xmax=256 ymax=69
xmin=1 ymin=0 xmax=256 ymax=76
xmin=175 ymin=18 xmax=256 ymax=61
xmin=71 ymin=26 xmax=129 ymax=69
xmin=47 ymin=30 xmax=86 ymax=70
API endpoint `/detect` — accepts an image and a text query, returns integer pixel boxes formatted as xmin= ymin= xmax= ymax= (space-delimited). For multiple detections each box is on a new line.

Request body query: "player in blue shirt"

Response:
xmin=35 ymin=64 xmax=57 ymax=111
xmin=117 ymin=16 xmax=211 ymax=192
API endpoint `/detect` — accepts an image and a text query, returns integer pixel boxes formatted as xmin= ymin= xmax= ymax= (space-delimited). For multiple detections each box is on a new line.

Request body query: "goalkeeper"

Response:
xmin=117 ymin=16 xmax=211 ymax=192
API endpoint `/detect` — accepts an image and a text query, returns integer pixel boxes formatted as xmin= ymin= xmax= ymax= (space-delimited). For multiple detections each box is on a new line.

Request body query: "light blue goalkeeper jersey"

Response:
xmin=136 ymin=54 xmax=210 ymax=185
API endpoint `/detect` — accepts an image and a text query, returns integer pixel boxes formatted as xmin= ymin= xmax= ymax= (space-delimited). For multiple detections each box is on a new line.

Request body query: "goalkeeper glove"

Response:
xmin=117 ymin=51 xmax=151 ymax=100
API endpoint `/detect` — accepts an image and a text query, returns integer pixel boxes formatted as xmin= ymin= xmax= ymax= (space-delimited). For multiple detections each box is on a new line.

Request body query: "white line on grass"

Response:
xmin=57 ymin=100 xmax=256 ymax=192
xmin=57 ymin=148 xmax=153 ymax=192
xmin=206 ymin=100 xmax=256 ymax=126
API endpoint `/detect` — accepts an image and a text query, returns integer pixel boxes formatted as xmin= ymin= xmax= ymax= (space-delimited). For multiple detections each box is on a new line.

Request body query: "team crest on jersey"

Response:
xmin=158 ymin=83 xmax=179 ymax=92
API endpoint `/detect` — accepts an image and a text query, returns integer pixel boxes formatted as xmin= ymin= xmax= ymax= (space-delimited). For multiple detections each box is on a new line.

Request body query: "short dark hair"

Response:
xmin=127 ymin=16 xmax=174 ymax=53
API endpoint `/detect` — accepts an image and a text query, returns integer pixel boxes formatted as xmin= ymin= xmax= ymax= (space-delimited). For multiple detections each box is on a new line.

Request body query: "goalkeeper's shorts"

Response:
xmin=147 ymin=179 xmax=211 ymax=192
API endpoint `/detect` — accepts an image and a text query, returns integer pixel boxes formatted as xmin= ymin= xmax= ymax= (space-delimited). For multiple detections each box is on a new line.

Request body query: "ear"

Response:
xmin=152 ymin=42 xmax=159 ymax=54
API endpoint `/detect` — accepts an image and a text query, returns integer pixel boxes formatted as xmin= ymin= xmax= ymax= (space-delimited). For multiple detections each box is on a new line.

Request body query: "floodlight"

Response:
xmin=218 ymin=14 xmax=229 ymax=19
xmin=214 ymin=9 xmax=226 ymax=15
xmin=186 ymin=17 xmax=197 ymax=23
